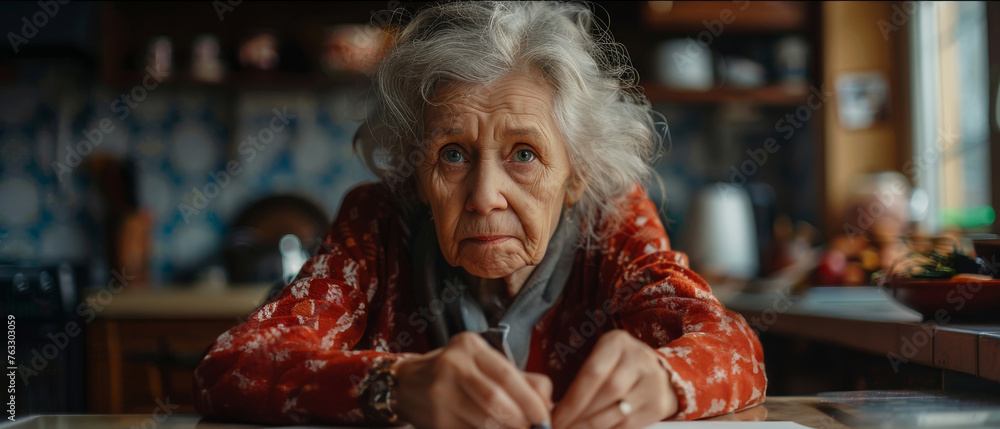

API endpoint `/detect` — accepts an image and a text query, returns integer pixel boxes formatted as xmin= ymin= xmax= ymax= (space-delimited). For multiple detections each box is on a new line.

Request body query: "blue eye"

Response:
xmin=513 ymin=149 xmax=535 ymax=163
xmin=442 ymin=149 xmax=466 ymax=163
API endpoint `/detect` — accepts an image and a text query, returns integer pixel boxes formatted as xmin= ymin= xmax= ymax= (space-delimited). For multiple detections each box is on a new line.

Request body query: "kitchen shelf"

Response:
xmin=101 ymin=69 xmax=369 ymax=90
xmin=641 ymin=82 xmax=811 ymax=105
xmin=99 ymin=1 xmax=390 ymax=90
xmin=642 ymin=1 xmax=809 ymax=34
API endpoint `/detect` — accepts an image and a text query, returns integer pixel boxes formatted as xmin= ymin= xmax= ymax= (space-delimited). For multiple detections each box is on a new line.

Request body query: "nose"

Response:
xmin=465 ymin=159 xmax=509 ymax=215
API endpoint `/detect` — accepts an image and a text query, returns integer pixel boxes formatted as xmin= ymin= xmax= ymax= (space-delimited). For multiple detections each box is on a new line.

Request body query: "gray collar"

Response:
xmin=410 ymin=210 xmax=579 ymax=369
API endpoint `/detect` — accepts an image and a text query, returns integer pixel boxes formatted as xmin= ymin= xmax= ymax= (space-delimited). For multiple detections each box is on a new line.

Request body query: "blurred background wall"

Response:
xmin=0 ymin=1 xmax=833 ymax=287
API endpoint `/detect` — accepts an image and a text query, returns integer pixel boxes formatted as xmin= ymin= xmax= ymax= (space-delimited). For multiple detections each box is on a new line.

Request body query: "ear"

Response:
xmin=565 ymin=173 xmax=586 ymax=206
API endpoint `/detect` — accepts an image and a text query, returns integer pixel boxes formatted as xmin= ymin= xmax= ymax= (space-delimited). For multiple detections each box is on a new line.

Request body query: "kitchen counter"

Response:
xmin=82 ymin=283 xmax=272 ymax=319
xmin=723 ymin=286 xmax=1000 ymax=384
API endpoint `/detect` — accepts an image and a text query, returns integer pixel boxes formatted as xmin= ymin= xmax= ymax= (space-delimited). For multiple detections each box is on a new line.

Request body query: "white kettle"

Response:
xmin=681 ymin=183 xmax=759 ymax=280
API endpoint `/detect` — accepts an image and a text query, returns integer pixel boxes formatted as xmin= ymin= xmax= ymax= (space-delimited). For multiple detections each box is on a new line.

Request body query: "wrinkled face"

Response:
xmin=416 ymin=71 xmax=583 ymax=279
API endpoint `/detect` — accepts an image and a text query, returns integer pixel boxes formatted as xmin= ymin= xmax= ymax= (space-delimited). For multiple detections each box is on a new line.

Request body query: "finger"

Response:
xmin=524 ymin=372 xmax=554 ymax=410
xmin=572 ymin=399 xmax=627 ymax=429
xmin=459 ymin=365 xmax=532 ymax=428
xmin=552 ymin=332 xmax=627 ymax=428
xmin=450 ymin=385 xmax=503 ymax=429
xmin=473 ymin=347 xmax=552 ymax=425
xmin=615 ymin=366 xmax=677 ymax=429
xmin=618 ymin=400 xmax=664 ymax=429
xmin=577 ymin=354 xmax=644 ymax=417
xmin=617 ymin=390 xmax=669 ymax=429
xmin=572 ymin=377 xmax=654 ymax=429
xmin=644 ymin=358 xmax=678 ymax=422
xmin=569 ymin=367 xmax=647 ymax=427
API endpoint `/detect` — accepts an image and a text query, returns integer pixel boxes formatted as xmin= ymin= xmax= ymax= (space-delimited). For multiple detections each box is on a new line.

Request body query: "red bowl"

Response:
xmin=884 ymin=277 xmax=1000 ymax=322
xmin=973 ymin=238 xmax=1000 ymax=269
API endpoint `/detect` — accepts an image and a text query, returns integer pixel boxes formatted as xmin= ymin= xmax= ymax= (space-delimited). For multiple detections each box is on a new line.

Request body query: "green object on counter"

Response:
xmin=943 ymin=205 xmax=996 ymax=229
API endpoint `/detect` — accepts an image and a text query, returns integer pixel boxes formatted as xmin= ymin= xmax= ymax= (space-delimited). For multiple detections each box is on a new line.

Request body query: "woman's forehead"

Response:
xmin=424 ymin=114 xmax=551 ymax=142
xmin=425 ymin=109 xmax=549 ymax=129
xmin=425 ymin=75 xmax=556 ymax=125
xmin=431 ymin=72 xmax=552 ymax=108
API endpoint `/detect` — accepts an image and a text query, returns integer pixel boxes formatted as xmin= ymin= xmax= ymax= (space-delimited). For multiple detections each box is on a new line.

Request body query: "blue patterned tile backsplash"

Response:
xmin=0 ymin=60 xmax=376 ymax=285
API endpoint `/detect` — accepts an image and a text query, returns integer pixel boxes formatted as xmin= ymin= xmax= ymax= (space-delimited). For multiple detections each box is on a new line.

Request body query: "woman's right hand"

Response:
xmin=393 ymin=332 xmax=554 ymax=429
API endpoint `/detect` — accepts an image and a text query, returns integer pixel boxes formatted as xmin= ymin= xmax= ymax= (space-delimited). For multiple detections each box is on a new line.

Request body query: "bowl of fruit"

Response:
xmin=879 ymin=238 xmax=1000 ymax=322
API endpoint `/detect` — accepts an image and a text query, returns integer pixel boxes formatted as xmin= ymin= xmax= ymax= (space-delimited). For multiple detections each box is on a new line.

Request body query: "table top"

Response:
xmin=1 ymin=397 xmax=845 ymax=429
xmin=83 ymin=283 xmax=272 ymax=319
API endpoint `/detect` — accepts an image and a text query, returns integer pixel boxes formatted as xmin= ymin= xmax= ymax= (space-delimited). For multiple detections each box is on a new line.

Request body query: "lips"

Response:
xmin=466 ymin=235 xmax=513 ymax=244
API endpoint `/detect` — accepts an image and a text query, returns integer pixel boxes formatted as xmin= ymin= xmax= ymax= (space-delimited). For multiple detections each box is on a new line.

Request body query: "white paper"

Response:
xmin=269 ymin=422 xmax=813 ymax=429
xmin=644 ymin=422 xmax=811 ymax=428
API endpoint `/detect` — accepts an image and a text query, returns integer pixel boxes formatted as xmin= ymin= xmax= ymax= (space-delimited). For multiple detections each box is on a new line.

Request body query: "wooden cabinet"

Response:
xmin=82 ymin=285 xmax=270 ymax=413
xmin=86 ymin=319 xmax=239 ymax=414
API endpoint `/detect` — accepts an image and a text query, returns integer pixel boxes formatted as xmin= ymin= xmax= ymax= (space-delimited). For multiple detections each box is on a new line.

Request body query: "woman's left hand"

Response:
xmin=551 ymin=330 xmax=678 ymax=429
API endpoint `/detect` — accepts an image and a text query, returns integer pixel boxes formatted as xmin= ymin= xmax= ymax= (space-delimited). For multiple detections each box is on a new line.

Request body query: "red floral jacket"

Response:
xmin=193 ymin=183 xmax=766 ymax=424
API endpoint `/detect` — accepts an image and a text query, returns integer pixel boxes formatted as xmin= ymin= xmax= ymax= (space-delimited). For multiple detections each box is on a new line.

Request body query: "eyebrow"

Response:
xmin=425 ymin=126 xmax=466 ymax=140
xmin=505 ymin=127 xmax=543 ymax=140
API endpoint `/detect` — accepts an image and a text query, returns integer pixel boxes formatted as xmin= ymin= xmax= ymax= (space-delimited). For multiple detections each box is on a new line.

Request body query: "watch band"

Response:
xmin=360 ymin=358 xmax=400 ymax=424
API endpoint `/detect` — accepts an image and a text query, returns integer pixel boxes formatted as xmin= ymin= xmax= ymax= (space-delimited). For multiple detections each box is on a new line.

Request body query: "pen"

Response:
xmin=479 ymin=329 xmax=552 ymax=429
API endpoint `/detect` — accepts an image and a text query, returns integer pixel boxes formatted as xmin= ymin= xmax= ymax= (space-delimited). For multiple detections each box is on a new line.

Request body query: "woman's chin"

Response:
xmin=461 ymin=261 xmax=520 ymax=279
xmin=455 ymin=253 xmax=527 ymax=280
xmin=453 ymin=241 xmax=518 ymax=274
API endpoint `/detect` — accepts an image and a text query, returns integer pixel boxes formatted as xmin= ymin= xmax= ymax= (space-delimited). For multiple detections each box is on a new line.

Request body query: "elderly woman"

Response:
xmin=194 ymin=2 xmax=766 ymax=428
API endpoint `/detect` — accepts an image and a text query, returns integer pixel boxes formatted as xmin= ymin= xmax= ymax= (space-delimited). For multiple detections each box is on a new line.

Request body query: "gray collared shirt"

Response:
xmin=409 ymin=209 xmax=579 ymax=369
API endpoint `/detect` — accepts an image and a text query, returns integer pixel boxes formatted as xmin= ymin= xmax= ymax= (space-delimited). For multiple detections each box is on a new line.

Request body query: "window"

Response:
xmin=910 ymin=1 xmax=995 ymax=233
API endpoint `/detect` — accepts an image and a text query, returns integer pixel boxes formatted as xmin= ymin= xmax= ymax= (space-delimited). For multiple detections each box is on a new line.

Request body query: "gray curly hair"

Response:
xmin=358 ymin=1 xmax=664 ymax=242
